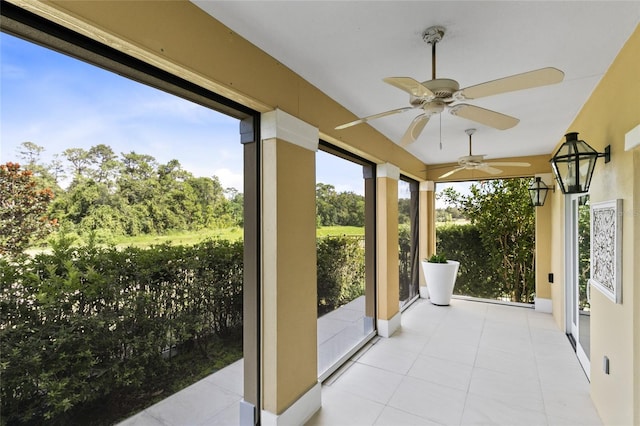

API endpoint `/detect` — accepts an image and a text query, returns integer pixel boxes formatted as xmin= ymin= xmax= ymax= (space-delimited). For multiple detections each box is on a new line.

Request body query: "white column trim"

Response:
xmin=377 ymin=163 xmax=400 ymax=180
xmin=261 ymin=383 xmax=321 ymax=426
xmin=535 ymin=297 xmax=553 ymax=313
xmin=625 ymin=123 xmax=640 ymax=151
xmin=261 ymin=109 xmax=319 ymax=152
xmin=377 ymin=311 xmax=401 ymax=338
xmin=420 ymin=181 xmax=435 ymax=192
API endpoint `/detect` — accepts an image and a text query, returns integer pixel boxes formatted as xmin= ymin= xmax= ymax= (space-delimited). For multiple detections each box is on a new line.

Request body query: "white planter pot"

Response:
xmin=420 ymin=260 xmax=460 ymax=306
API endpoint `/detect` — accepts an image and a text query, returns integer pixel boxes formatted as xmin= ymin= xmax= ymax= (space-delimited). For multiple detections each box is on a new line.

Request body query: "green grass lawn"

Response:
xmin=36 ymin=225 xmax=365 ymax=252
xmin=111 ymin=227 xmax=244 ymax=248
xmin=316 ymin=226 xmax=364 ymax=238
xmin=113 ymin=225 xmax=364 ymax=248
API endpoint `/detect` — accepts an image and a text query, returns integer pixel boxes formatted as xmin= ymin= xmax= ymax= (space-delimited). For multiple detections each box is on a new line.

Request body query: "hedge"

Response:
xmin=317 ymin=235 xmax=365 ymax=316
xmin=0 ymin=238 xmax=243 ymax=424
xmin=436 ymin=223 xmax=535 ymax=302
xmin=1 ymin=234 xmax=367 ymax=423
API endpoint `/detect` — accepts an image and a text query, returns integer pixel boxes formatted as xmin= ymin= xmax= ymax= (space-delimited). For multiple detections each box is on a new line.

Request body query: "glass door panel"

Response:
xmin=399 ymin=178 xmax=419 ymax=310
xmin=567 ymin=194 xmax=590 ymax=377
xmin=577 ymin=195 xmax=591 ymax=362
xmin=316 ymin=149 xmax=375 ymax=380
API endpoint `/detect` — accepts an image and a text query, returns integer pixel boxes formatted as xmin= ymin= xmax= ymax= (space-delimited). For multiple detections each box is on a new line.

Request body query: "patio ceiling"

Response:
xmin=192 ymin=1 xmax=639 ymax=167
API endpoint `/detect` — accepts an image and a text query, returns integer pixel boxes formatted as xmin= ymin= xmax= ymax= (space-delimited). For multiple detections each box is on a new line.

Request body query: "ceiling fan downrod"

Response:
xmin=422 ymin=26 xmax=445 ymax=80
xmin=466 ymin=128 xmax=476 ymax=155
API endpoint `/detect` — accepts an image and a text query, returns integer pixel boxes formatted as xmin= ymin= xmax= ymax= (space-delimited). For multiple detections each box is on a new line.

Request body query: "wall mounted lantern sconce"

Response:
xmin=528 ymin=177 xmax=554 ymax=207
xmin=550 ymin=132 xmax=611 ymax=194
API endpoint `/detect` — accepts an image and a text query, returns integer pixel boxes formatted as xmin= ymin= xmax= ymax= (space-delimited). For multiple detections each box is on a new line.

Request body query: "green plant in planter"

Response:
xmin=427 ymin=253 xmax=448 ymax=263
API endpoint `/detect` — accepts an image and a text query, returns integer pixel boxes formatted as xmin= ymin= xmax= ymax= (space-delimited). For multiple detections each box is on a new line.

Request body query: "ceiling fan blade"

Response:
xmin=449 ymin=104 xmax=519 ymax=130
xmin=478 ymin=164 xmax=504 ymax=175
xmin=335 ymin=106 xmax=415 ymax=130
xmin=438 ymin=167 xmax=465 ymax=179
xmin=455 ymin=67 xmax=564 ymax=100
xmin=486 ymin=161 xmax=531 ymax=167
xmin=400 ymin=113 xmax=430 ymax=146
xmin=383 ymin=77 xmax=435 ymax=99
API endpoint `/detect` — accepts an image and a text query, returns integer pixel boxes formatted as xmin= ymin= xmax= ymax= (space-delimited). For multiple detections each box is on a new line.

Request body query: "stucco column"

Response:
xmin=376 ymin=163 xmax=401 ymax=337
xmin=534 ymin=173 xmax=554 ymax=313
xmin=419 ymin=181 xmax=436 ymax=287
xmin=259 ymin=109 xmax=320 ymax=425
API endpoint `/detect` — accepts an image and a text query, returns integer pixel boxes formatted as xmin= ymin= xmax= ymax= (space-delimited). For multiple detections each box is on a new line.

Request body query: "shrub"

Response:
xmin=1 ymin=233 xmax=367 ymax=423
xmin=437 ymin=223 xmax=513 ymax=300
xmin=0 ymin=238 xmax=243 ymax=424
xmin=427 ymin=253 xmax=448 ymax=263
xmin=317 ymin=236 xmax=365 ymax=316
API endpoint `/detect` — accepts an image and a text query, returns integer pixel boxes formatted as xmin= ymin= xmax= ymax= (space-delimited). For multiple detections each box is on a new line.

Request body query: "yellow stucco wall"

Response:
xmin=548 ymin=24 xmax=639 ymax=425
xmin=549 ymin=193 xmax=566 ymax=330
xmin=376 ymin=175 xmax=400 ymax=321
xmin=534 ymin=198 xmax=552 ymax=301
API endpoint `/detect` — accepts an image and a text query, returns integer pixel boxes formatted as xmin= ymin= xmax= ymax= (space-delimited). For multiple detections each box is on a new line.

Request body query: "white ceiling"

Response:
xmin=193 ymin=1 xmax=639 ymax=166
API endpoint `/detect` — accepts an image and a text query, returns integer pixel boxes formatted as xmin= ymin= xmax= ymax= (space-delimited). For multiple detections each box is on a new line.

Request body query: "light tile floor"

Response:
xmin=121 ymin=298 xmax=602 ymax=425
xmin=307 ymin=298 xmax=602 ymax=426
xmin=317 ymin=295 xmax=371 ymax=377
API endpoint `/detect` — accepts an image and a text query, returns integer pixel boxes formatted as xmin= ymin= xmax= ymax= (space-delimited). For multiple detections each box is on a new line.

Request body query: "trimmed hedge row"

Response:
xmin=317 ymin=236 xmax=365 ymax=316
xmin=436 ymin=223 xmax=535 ymax=302
xmin=1 ymin=235 xmax=365 ymax=423
xmin=436 ymin=223 xmax=498 ymax=299
xmin=1 ymin=238 xmax=243 ymax=424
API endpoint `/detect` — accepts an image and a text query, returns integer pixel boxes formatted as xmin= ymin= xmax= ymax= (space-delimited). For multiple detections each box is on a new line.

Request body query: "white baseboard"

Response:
xmin=261 ymin=382 xmax=321 ymax=426
xmin=535 ymin=297 xmax=553 ymax=313
xmin=377 ymin=311 xmax=401 ymax=337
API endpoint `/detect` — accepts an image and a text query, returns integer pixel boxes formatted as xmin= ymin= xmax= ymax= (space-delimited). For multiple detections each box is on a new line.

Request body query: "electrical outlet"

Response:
xmin=603 ymin=356 xmax=610 ymax=374
xmin=548 ymin=273 xmax=554 ymax=283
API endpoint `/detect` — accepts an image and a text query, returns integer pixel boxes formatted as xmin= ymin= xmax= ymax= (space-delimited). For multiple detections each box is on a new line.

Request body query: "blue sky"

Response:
xmin=0 ymin=32 xmax=366 ymax=194
xmin=1 ymin=32 xmax=462 ymax=202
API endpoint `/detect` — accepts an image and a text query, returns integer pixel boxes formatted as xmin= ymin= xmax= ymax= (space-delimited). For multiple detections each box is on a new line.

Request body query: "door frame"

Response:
xmin=564 ymin=193 xmax=590 ymax=379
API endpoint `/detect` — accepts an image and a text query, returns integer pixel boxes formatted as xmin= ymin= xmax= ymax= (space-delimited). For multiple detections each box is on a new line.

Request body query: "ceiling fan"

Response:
xmin=437 ymin=128 xmax=531 ymax=179
xmin=335 ymin=26 xmax=564 ymax=146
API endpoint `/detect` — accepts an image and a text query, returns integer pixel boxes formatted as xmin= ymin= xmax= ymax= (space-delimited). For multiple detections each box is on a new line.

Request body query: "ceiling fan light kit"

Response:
xmin=335 ymin=25 xmax=565 ymax=148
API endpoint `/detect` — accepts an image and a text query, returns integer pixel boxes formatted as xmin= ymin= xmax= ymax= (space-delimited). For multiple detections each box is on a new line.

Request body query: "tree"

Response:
xmin=16 ymin=142 xmax=60 ymax=191
xmin=440 ymin=178 xmax=535 ymax=303
xmin=0 ymin=162 xmax=57 ymax=257
xmin=63 ymin=147 xmax=91 ymax=179
xmin=315 ymin=183 xmax=364 ymax=227
xmin=225 ymin=187 xmax=244 ymax=227
xmin=48 ymin=154 xmax=67 ymax=186
xmin=316 ymin=183 xmax=338 ymax=226
xmin=88 ymin=144 xmax=119 ymax=186
xmin=16 ymin=141 xmax=44 ymax=167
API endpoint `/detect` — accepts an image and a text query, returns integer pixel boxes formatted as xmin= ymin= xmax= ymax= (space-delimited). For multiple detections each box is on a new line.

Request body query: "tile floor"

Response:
xmin=307 ymin=298 xmax=602 ymax=426
xmin=121 ymin=298 xmax=602 ymax=425
xmin=317 ymin=295 xmax=372 ymax=377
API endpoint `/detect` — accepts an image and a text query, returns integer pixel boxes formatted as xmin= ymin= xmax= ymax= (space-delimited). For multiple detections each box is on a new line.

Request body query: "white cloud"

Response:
xmin=213 ymin=167 xmax=244 ymax=191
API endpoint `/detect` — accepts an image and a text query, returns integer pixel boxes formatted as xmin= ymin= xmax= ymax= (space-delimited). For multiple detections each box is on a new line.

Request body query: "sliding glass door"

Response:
xmin=566 ymin=194 xmax=591 ymax=377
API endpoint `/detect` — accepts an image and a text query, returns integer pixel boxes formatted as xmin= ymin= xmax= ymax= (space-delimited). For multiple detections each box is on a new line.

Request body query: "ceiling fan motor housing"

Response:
xmin=423 ymin=78 xmax=460 ymax=100
xmin=459 ymin=155 xmax=485 ymax=167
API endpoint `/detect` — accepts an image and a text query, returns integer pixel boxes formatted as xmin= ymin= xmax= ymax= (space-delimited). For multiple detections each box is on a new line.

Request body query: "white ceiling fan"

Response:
xmin=335 ymin=26 xmax=564 ymax=146
xmin=437 ymin=128 xmax=531 ymax=179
